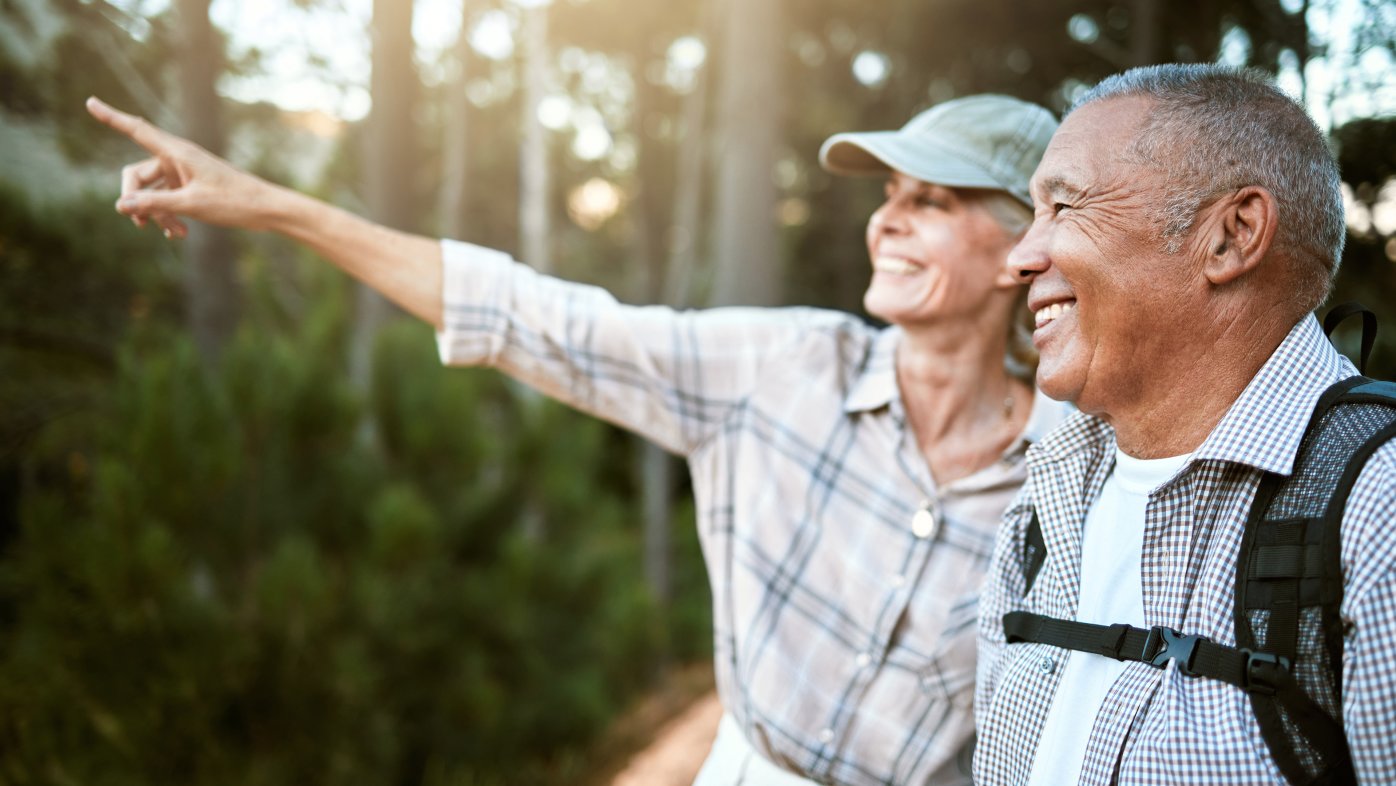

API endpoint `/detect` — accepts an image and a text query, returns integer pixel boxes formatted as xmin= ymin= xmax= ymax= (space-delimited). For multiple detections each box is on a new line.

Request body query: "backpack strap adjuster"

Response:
xmin=1241 ymin=649 xmax=1292 ymax=695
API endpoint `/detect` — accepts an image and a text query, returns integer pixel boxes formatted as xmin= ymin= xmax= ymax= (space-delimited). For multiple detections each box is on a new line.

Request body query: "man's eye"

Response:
xmin=1053 ymin=202 xmax=1072 ymax=215
xmin=915 ymin=195 xmax=942 ymax=209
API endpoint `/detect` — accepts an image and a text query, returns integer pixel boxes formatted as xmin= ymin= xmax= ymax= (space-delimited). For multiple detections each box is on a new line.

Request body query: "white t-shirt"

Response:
xmin=1026 ymin=449 xmax=1192 ymax=786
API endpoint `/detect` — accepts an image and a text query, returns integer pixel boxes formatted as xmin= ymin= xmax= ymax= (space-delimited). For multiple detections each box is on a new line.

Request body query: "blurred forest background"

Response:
xmin=1 ymin=0 xmax=1395 ymax=783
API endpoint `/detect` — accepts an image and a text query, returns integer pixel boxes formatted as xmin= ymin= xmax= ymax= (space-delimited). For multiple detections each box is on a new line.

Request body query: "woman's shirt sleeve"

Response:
xmin=435 ymin=239 xmax=845 ymax=457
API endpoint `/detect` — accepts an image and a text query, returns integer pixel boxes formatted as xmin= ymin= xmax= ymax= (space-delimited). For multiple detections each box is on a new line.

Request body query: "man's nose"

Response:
xmin=1007 ymin=218 xmax=1051 ymax=282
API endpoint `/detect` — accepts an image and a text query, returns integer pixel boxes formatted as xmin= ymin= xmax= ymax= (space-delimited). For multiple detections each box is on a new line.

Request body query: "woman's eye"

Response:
xmin=1052 ymin=202 xmax=1072 ymax=215
xmin=915 ymin=195 xmax=941 ymax=209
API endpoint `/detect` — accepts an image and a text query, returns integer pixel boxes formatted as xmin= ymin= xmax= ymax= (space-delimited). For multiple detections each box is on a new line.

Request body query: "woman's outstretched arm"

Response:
xmin=86 ymin=96 xmax=444 ymax=328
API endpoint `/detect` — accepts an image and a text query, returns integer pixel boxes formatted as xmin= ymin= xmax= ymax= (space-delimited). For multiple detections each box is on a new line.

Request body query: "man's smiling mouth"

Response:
xmin=1034 ymin=300 xmax=1077 ymax=328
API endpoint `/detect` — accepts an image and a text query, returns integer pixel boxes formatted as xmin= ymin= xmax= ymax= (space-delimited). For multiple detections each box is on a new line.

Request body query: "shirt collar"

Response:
xmin=842 ymin=327 xmax=1074 ymax=448
xmin=1028 ymin=314 xmax=1358 ymax=476
xmin=1192 ymin=313 xmax=1357 ymax=475
xmin=843 ymin=326 xmax=901 ymax=414
xmin=1028 ymin=409 xmax=1114 ymax=467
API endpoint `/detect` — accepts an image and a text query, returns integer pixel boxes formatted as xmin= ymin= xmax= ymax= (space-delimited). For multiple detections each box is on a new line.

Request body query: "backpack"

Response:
xmin=1002 ymin=303 xmax=1396 ymax=785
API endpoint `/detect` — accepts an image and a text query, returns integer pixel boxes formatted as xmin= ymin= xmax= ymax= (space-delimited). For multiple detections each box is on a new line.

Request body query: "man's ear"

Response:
xmin=1204 ymin=186 xmax=1278 ymax=286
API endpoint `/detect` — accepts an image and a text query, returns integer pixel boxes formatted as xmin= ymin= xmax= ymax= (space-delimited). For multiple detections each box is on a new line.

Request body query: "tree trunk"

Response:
xmin=1128 ymin=0 xmax=1161 ymax=66
xmin=175 ymin=0 xmax=237 ymax=364
xmin=519 ymin=3 xmax=552 ymax=275
xmin=665 ymin=42 xmax=709 ymax=309
xmin=515 ymin=2 xmax=553 ymax=543
xmin=638 ymin=29 xmax=715 ymax=614
xmin=351 ymin=0 xmax=418 ymax=430
xmin=441 ymin=1 xmax=471 ymax=241
xmin=709 ymin=0 xmax=783 ymax=306
xmin=629 ymin=70 xmax=677 ymax=614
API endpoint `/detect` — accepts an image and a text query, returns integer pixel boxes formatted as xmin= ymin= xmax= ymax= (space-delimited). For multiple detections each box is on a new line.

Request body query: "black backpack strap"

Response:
xmin=1322 ymin=301 xmax=1377 ymax=375
xmin=1003 ymin=616 xmax=1348 ymax=783
xmin=1320 ymin=382 xmax=1396 ymax=707
xmin=1003 ymin=611 xmax=1291 ymax=691
xmin=1235 ymin=468 xmax=1352 ymax=785
xmin=1232 ymin=372 xmax=1396 ymax=786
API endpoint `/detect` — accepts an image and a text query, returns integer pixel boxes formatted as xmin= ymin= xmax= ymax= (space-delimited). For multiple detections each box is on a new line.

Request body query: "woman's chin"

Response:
xmin=864 ymin=296 xmax=924 ymax=326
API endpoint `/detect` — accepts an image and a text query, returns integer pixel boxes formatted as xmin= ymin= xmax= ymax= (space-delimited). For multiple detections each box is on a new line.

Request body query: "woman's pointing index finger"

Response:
xmin=85 ymin=96 xmax=176 ymax=155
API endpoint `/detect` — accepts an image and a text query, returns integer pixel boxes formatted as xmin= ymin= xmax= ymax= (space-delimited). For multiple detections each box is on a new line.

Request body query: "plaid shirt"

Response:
xmin=435 ymin=240 xmax=1069 ymax=785
xmin=976 ymin=315 xmax=1396 ymax=785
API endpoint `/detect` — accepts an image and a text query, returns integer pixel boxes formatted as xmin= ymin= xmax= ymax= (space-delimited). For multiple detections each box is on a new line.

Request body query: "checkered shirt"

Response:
xmin=975 ymin=314 xmax=1396 ymax=784
xmin=435 ymin=240 xmax=1070 ymax=785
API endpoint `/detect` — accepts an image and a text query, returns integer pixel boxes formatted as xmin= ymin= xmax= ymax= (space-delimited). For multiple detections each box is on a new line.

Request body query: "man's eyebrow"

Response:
xmin=1036 ymin=175 xmax=1084 ymax=198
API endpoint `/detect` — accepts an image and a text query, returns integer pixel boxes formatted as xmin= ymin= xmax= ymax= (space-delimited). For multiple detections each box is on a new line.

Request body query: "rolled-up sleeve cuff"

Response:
xmin=435 ymin=239 xmax=517 ymax=367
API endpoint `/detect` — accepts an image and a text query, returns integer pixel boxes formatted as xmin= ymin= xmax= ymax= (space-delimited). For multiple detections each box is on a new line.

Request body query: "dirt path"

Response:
xmin=609 ymin=690 xmax=721 ymax=786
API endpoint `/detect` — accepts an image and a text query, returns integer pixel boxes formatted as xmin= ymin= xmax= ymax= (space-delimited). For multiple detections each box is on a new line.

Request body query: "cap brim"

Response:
xmin=819 ymin=131 xmax=1006 ymax=193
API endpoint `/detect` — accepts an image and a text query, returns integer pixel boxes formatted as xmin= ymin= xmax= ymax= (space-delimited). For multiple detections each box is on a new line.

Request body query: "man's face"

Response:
xmin=1008 ymin=96 xmax=1207 ymax=417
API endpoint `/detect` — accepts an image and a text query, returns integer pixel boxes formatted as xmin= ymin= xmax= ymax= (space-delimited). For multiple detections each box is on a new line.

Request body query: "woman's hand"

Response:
xmin=86 ymin=96 xmax=281 ymax=237
xmin=86 ymin=96 xmax=445 ymax=327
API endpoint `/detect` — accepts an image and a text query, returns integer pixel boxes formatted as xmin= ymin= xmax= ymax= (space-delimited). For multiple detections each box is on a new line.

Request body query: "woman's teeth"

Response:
xmin=1035 ymin=301 xmax=1076 ymax=328
xmin=873 ymin=256 xmax=921 ymax=275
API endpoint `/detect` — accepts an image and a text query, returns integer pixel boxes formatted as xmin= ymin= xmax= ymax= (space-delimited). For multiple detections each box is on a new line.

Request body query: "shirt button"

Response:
xmin=1038 ymin=656 xmax=1056 ymax=675
xmin=818 ymin=727 xmax=835 ymax=744
xmin=912 ymin=508 xmax=938 ymax=539
xmin=855 ymin=651 xmax=872 ymax=668
xmin=890 ymin=573 xmax=907 ymax=589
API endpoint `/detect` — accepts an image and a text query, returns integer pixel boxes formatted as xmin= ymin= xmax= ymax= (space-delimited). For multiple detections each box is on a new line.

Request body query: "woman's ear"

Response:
xmin=1204 ymin=186 xmax=1278 ymax=286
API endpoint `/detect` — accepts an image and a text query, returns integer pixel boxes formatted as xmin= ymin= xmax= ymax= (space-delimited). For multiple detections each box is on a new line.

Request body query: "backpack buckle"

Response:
xmin=1241 ymin=649 xmax=1292 ymax=695
xmin=1143 ymin=626 xmax=1203 ymax=676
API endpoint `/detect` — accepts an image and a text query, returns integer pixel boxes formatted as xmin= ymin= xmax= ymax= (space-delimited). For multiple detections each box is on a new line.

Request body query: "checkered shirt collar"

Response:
xmin=1025 ymin=314 xmax=1357 ymax=476
xmin=1192 ymin=314 xmax=1356 ymax=474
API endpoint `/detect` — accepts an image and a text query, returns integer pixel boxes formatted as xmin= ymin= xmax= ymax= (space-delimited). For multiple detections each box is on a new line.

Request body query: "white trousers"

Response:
xmin=692 ymin=713 xmax=822 ymax=786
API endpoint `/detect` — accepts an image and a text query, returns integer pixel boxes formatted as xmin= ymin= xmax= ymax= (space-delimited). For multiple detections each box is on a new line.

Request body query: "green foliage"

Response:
xmin=0 ymin=182 xmax=178 ymax=491
xmin=0 ymin=272 xmax=707 ymax=784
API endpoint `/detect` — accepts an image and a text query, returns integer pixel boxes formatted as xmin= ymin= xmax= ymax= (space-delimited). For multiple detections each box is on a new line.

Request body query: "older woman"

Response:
xmin=88 ymin=93 xmax=1066 ymax=785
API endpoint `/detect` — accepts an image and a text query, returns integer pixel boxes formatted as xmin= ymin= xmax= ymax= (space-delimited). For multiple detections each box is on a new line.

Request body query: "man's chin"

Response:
xmin=1034 ymin=364 xmax=1080 ymax=406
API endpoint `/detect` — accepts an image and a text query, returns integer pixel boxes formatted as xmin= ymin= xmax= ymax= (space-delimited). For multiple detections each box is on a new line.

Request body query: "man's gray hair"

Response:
xmin=1072 ymin=64 xmax=1345 ymax=312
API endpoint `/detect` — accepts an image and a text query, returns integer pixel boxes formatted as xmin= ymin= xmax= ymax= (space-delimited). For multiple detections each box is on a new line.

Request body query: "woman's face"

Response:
xmin=863 ymin=171 xmax=1022 ymax=328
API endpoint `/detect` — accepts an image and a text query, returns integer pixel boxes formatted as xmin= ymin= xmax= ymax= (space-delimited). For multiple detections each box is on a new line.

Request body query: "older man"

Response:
xmin=975 ymin=64 xmax=1396 ymax=784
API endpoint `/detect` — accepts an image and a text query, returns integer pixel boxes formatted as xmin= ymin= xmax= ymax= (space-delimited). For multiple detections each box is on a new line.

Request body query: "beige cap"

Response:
xmin=819 ymin=94 xmax=1058 ymax=208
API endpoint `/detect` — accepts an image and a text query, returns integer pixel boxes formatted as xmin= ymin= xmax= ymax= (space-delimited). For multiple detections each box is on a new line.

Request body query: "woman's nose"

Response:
xmin=869 ymin=200 xmax=908 ymax=236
